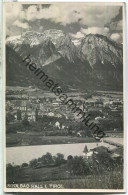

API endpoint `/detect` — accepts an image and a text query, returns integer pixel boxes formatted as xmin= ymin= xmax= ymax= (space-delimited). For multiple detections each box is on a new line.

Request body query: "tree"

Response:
xmin=67 ymin=155 xmax=73 ymax=161
xmin=83 ymin=145 xmax=88 ymax=153
xmin=35 ymin=108 xmax=38 ymax=121
xmin=67 ymin=155 xmax=74 ymax=173
xmin=67 ymin=156 xmax=90 ymax=175
xmin=41 ymin=152 xmax=54 ymax=165
xmin=6 ymin=163 xmax=15 ymax=183
xmin=54 ymin=153 xmax=65 ymax=165
xmin=68 ymin=125 xmax=73 ymax=135
xmin=6 ymin=113 xmax=15 ymax=123
xmin=21 ymin=163 xmax=28 ymax=168
xmin=6 ymin=122 xmax=24 ymax=133
xmin=6 ymin=163 xmax=13 ymax=169
xmin=29 ymin=159 xmax=38 ymax=168
xmin=22 ymin=114 xmax=29 ymax=126
xmin=17 ymin=110 xmax=21 ymax=120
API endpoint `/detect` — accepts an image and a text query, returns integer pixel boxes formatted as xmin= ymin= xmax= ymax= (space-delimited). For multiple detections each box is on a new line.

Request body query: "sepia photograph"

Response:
xmin=3 ymin=2 xmax=126 ymax=192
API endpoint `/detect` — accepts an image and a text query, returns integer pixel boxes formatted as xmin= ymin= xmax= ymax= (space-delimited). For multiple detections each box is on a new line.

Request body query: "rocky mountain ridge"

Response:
xmin=6 ymin=30 xmax=123 ymax=91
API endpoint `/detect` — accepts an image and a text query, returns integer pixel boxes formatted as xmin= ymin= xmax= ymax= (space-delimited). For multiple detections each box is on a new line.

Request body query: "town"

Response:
xmin=6 ymin=86 xmax=123 ymax=147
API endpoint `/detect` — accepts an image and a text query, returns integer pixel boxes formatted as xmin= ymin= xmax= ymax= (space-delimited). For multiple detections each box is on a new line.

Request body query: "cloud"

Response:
xmin=70 ymin=26 xmax=109 ymax=41
xmin=70 ymin=31 xmax=85 ymax=39
xmin=81 ymin=27 xmax=109 ymax=36
xmin=5 ymin=4 xmax=121 ymax=28
xmin=5 ymin=3 xmax=122 ymax=42
xmin=109 ymin=20 xmax=123 ymax=32
xmin=13 ymin=20 xmax=29 ymax=29
xmin=117 ymin=20 xmax=123 ymax=28
xmin=110 ymin=33 xmax=121 ymax=41
xmin=26 ymin=5 xmax=38 ymax=21
xmin=105 ymin=7 xmax=123 ymax=43
xmin=5 ymin=4 xmax=28 ymax=35
xmin=24 ymin=4 xmax=120 ymax=27
xmin=6 ymin=4 xmax=24 ymax=26
xmin=72 ymin=39 xmax=82 ymax=46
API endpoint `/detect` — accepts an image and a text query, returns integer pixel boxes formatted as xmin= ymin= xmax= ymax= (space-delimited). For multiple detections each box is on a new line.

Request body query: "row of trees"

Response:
xmin=29 ymin=152 xmax=65 ymax=168
xmin=6 ymin=148 xmax=123 ymax=184
xmin=7 ymin=152 xmax=66 ymax=170
xmin=67 ymin=150 xmax=123 ymax=176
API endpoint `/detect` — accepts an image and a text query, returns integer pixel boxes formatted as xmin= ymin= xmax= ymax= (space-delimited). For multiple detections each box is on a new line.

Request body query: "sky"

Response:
xmin=5 ymin=3 xmax=123 ymax=43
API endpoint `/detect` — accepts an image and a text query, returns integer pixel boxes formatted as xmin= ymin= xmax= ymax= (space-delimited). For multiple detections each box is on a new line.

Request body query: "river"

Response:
xmin=6 ymin=140 xmax=121 ymax=165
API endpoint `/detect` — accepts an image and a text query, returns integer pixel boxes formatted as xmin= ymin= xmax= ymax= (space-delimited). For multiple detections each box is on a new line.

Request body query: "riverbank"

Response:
xmin=6 ymin=133 xmax=99 ymax=147
xmin=103 ymin=137 xmax=123 ymax=147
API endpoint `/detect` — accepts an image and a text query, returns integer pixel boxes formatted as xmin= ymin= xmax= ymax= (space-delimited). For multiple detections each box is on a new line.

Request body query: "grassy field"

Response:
xmin=6 ymin=133 xmax=98 ymax=147
xmin=7 ymin=164 xmax=123 ymax=189
xmin=25 ymin=173 xmax=123 ymax=189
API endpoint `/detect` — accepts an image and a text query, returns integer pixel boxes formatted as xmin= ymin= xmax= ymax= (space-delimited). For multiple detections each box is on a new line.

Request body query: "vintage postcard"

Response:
xmin=3 ymin=2 xmax=126 ymax=192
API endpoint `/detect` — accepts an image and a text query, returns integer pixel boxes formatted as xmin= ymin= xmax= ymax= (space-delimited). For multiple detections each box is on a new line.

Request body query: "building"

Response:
xmin=13 ymin=100 xmax=27 ymax=111
xmin=83 ymin=145 xmax=94 ymax=159
xmin=55 ymin=121 xmax=60 ymax=129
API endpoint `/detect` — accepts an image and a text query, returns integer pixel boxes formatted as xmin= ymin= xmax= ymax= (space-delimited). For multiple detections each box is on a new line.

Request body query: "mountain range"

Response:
xmin=6 ymin=29 xmax=123 ymax=91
